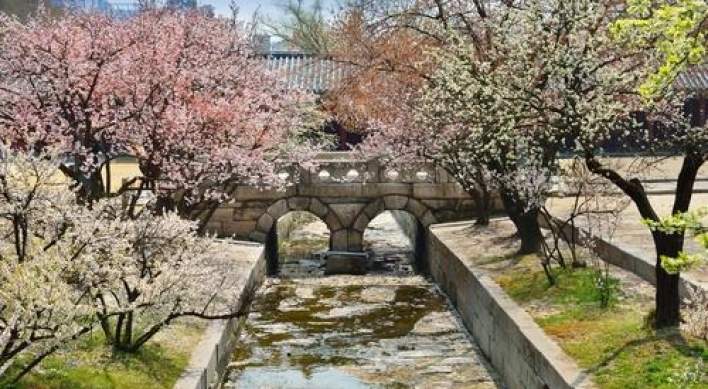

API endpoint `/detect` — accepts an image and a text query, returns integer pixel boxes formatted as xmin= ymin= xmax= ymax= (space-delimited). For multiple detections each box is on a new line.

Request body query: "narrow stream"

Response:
xmin=221 ymin=212 xmax=502 ymax=389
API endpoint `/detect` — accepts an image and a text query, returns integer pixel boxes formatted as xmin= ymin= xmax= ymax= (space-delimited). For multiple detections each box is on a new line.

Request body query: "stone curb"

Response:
xmin=428 ymin=224 xmax=596 ymax=389
xmin=173 ymin=242 xmax=267 ymax=389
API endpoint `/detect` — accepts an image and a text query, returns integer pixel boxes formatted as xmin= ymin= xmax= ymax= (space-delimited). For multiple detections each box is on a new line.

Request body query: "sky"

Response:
xmin=198 ymin=0 xmax=339 ymax=21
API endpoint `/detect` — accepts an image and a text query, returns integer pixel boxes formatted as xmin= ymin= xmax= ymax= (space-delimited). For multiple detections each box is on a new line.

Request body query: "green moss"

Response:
xmin=280 ymin=238 xmax=328 ymax=260
xmin=592 ymin=334 xmax=707 ymax=389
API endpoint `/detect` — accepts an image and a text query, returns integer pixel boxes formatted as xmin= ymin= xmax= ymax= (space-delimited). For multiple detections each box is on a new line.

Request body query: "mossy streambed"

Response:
xmin=220 ymin=212 xmax=502 ymax=389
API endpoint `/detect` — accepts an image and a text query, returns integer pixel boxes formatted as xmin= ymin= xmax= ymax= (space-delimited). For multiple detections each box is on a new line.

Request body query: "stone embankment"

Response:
xmin=174 ymin=241 xmax=267 ymax=389
xmin=428 ymin=222 xmax=596 ymax=389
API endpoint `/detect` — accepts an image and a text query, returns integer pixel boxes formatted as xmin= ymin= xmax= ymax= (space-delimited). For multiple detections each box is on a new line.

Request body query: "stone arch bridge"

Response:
xmin=205 ymin=153 xmax=484 ymax=272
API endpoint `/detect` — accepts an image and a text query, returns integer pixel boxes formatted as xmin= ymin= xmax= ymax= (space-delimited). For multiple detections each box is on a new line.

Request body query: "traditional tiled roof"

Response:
xmin=675 ymin=65 xmax=708 ymax=92
xmin=264 ymin=51 xmax=348 ymax=93
xmin=264 ymin=52 xmax=708 ymax=94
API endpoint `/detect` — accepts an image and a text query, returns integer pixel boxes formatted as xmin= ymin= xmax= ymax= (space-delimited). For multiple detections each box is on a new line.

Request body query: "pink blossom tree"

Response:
xmin=0 ymin=9 xmax=318 ymax=226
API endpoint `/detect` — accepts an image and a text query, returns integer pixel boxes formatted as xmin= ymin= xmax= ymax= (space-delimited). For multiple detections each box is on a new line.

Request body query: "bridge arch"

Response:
xmin=351 ymin=196 xmax=438 ymax=235
xmin=354 ymin=196 xmax=437 ymax=272
xmin=252 ymin=197 xmax=340 ymax=238
xmin=328 ymin=196 xmax=437 ymax=253
xmin=252 ymin=197 xmax=341 ymax=275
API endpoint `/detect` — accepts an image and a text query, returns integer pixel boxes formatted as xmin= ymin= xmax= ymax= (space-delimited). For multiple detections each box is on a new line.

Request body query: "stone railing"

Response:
xmin=275 ymin=153 xmax=455 ymax=185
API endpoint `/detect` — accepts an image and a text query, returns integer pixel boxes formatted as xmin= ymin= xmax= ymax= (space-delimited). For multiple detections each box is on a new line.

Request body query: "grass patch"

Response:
xmin=5 ymin=320 xmax=204 ymax=389
xmin=492 ymin=257 xmax=708 ymax=388
xmin=493 ymin=257 xmax=619 ymax=306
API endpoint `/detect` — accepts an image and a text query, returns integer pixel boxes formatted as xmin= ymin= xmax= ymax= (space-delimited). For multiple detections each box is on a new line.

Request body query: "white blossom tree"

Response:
xmin=82 ymin=206 xmax=251 ymax=352
xmin=0 ymin=147 xmax=255 ymax=383
xmin=362 ymin=0 xmax=647 ymax=253
xmin=0 ymin=147 xmax=98 ymax=382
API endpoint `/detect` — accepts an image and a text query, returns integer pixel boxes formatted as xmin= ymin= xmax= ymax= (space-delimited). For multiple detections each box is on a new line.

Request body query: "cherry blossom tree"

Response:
xmin=331 ymin=0 xmax=514 ymax=226
xmin=0 ymin=9 xmax=319 ymax=227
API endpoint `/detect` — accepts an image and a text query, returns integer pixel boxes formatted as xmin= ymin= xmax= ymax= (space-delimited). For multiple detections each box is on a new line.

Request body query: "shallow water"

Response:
xmin=220 ymin=212 xmax=502 ymax=389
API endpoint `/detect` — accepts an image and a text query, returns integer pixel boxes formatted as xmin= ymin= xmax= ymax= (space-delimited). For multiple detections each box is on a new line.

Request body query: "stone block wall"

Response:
xmin=428 ymin=225 xmax=595 ymax=389
xmin=173 ymin=241 xmax=267 ymax=389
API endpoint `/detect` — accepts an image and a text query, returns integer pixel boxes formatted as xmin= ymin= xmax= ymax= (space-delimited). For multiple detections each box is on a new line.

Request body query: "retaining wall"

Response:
xmin=173 ymin=241 xmax=267 ymax=389
xmin=428 ymin=223 xmax=595 ymax=389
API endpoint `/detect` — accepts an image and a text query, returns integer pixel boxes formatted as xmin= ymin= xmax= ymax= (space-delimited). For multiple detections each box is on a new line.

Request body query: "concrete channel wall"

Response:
xmin=428 ymin=224 xmax=595 ymax=389
xmin=174 ymin=241 xmax=267 ymax=389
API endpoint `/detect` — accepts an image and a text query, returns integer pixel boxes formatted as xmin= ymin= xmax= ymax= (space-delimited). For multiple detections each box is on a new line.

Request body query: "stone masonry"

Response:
xmin=204 ymin=153 xmax=494 ymax=252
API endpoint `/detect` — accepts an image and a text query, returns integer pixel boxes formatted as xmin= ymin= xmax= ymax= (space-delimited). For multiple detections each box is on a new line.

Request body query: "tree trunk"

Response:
xmin=653 ymin=231 xmax=682 ymax=328
xmin=584 ymin=153 xmax=705 ymax=330
xmin=500 ymin=189 xmax=542 ymax=254
xmin=515 ymin=209 xmax=543 ymax=254
xmin=472 ymin=185 xmax=491 ymax=226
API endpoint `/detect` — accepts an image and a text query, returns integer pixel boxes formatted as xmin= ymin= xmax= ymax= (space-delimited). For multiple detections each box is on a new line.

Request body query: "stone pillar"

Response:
xmin=330 ymin=228 xmax=364 ymax=252
xmin=415 ymin=219 xmax=429 ymax=274
xmin=265 ymin=224 xmax=279 ymax=276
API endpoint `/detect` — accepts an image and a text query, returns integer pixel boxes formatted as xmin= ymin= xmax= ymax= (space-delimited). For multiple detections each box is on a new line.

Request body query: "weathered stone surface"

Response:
xmin=314 ymin=303 xmax=385 ymax=319
xmin=330 ymin=230 xmax=348 ymax=251
xmin=384 ymin=195 xmax=409 ymax=210
xmin=411 ymin=312 xmax=458 ymax=335
xmin=360 ymin=287 xmax=396 ymax=303
xmin=266 ymin=199 xmax=288 ymax=219
xmin=420 ymin=211 xmax=438 ymax=227
xmin=248 ymin=231 xmax=267 ymax=242
xmin=352 ymin=214 xmax=370 ymax=232
xmin=231 ymin=186 xmax=283 ymax=201
xmin=221 ymin=214 xmax=504 ymax=389
xmin=347 ymin=230 xmax=363 ymax=251
xmin=324 ymin=251 xmax=369 ymax=275
xmin=257 ymin=213 xmax=274 ymax=232
xmin=329 ymin=203 xmax=365 ymax=227
xmin=363 ymin=199 xmax=384 ymax=218
xmin=287 ymin=196 xmax=311 ymax=211
xmin=325 ymin=211 xmax=342 ymax=231
xmin=406 ymin=199 xmax=428 ymax=218
xmin=232 ymin=207 xmax=265 ymax=221
xmin=294 ymin=287 xmax=315 ymax=299
xmin=309 ymin=198 xmax=329 ymax=218
xmin=412 ymin=183 xmax=467 ymax=199
xmin=421 ymin=199 xmax=458 ymax=210
xmin=221 ymin=221 xmax=256 ymax=237
xmin=429 ymin=223 xmax=597 ymax=389
xmin=209 ymin=207 xmax=235 ymax=222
